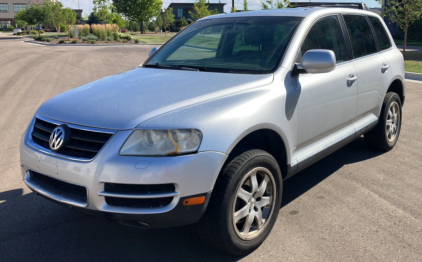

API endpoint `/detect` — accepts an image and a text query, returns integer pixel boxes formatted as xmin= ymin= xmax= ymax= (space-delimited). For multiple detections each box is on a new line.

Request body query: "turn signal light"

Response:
xmin=183 ymin=196 xmax=206 ymax=206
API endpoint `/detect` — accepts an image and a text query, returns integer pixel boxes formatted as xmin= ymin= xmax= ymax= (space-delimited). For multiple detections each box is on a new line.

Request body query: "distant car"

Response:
xmin=34 ymin=26 xmax=43 ymax=30
xmin=13 ymin=28 xmax=22 ymax=35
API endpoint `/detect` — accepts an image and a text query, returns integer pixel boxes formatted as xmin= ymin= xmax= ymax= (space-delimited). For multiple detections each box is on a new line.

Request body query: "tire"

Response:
xmin=364 ymin=92 xmax=402 ymax=151
xmin=197 ymin=150 xmax=282 ymax=256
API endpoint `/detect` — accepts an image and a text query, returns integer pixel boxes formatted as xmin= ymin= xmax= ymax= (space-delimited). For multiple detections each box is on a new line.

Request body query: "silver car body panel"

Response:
xmin=20 ymin=8 xmax=405 ymax=215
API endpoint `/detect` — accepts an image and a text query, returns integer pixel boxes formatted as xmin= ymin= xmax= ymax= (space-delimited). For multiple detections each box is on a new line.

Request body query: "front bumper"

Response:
xmin=20 ymin=119 xmax=227 ymax=228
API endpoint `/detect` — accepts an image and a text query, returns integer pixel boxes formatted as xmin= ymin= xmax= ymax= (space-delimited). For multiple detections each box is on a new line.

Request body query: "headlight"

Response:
xmin=120 ymin=129 xmax=203 ymax=156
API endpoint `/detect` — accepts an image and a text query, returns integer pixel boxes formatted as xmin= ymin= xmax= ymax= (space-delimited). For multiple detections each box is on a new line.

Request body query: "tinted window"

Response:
xmin=146 ymin=17 xmax=301 ymax=74
xmin=300 ymin=15 xmax=348 ymax=64
xmin=368 ymin=16 xmax=392 ymax=50
xmin=343 ymin=15 xmax=377 ymax=58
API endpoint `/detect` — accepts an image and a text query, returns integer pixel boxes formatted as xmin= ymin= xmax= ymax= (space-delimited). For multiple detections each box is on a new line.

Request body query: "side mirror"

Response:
xmin=149 ymin=47 xmax=159 ymax=57
xmin=297 ymin=50 xmax=336 ymax=74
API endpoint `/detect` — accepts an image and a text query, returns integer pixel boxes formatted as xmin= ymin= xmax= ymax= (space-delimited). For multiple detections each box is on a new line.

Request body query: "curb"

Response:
xmin=23 ymin=40 xmax=160 ymax=47
xmin=0 ymin=37 xmax=23 ymax=40
xmin=405 ymin=72 xmax=422 ymax=81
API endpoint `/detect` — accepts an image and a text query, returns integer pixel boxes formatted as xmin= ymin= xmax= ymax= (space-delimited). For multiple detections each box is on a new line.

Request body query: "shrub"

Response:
xmin=69 ymin=29 xmax=74 ymax=38
xmin=87 ymin=34 xmax=98 ymax=41
xmin=81 ymin=36 xmax=88 ymax=42
xmin=31 ymin=30 xmax=37 ymax=35
xmin=9 ymin=25 xmax=15 ymax=30
xmin=60 ymin=24 xmax=66 ymax=32
xmin=45 ymin=38 xmax=52 ymax=42
xmin=89 ymin=39 xmax=97 ymax=44
xmin=17 ymin=31 xmax=25 ymax=36
xmin=54 ymin=36 xmax=58 ymax=39
xmin=123 ymin=40 xmax=128 ymax=43
xmin=71 ymin=40 xmax=78 ymax=44
xmin=40 ymin=30 xmax=45 ymax=34
xmin=121 ymin=28 xmax=128 ymax=33
xmin=59 ymin=40 xmax=65 ymax=44
xmin=112 ymin=31 xmax=119 ymax=41
xmin=119 ymin=33 xmax=132 ymax=40
xmin=33 ymin=36 xmax=42 ymax=41
xmin=107 ymin=36 xmax=112 ymax=41
xmin=134 ymin=39 xmax=139 ymax=44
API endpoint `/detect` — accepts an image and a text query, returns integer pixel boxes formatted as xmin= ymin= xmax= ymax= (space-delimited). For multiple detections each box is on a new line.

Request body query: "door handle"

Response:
xmin=381 ymin=63 xmax=390 ymax=72
xmin=347 ymin=74 xmax=358 ymax=83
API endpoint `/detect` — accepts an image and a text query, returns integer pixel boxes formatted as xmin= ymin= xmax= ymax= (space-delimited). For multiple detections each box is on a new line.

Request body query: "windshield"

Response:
xmin=145 ymin=16 xmax=302 ymax=74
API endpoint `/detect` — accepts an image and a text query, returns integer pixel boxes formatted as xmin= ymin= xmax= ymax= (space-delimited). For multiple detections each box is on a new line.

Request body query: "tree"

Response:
xmin=261 ymin=0 xmax=289 ymax=10
xmin=113 ymin=0 xmax=163 ymax=34
xmin=244 ymin=0 xmax=248 ymax=11
xmin=180 ymin=16 xmax=188 ymax=28
xmin=378 ymin=0 xmax=422 ymax=53
xmin=87 ymin=12 xmax=100 ymax=25
xmin=45 ymin=1 xmax=64 ymax=33
xmin=155 ymin=14 xmax=163 ymax=31
xmin=189 ymin=0 xmax=216 ymax=20
xmin=62 ymin=7 xmax=77 ymax=39
xmin=94 ymin=0 xmax=116 ymax=39
xmin=113 ymin=14 xmax=127 ymax=30
xmin=231 ymin=6 xmax=237 ymax=13
xmin=15 ymin=3 xmax=50 ymax=36
xmin=162 ymin=8 xmax=175 ymax=37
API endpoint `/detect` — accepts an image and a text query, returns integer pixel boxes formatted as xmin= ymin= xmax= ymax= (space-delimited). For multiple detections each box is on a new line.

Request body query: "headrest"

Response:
xmin=244 ymin=27 xmax=266 ymax=45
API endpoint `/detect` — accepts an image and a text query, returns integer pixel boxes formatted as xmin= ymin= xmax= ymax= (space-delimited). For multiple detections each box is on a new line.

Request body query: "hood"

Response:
xmin=37 ymin=68 xmax=274 ymax=129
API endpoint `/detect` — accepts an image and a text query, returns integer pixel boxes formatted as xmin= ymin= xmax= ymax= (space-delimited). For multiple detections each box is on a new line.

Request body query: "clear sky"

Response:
xmin=60 ymin=0 xmax=382 ymax=18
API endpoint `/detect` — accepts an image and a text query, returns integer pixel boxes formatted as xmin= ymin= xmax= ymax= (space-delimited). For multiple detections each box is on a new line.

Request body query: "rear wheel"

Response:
xmin=197 ymin=150 xmax=282 ymax=256
xmin=365 ymin=92 xmax=402 ymax=151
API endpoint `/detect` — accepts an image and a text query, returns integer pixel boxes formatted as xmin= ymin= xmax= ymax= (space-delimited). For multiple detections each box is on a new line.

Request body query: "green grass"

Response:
xmin=394 ymin=39 xmax=422 ymax=47
xmin=404 ymin=51 xmax=422 ymax=74
xmin=41 ymin=32 xmax=68 ymax=38
xmin=132 ymin=33 xmax=177 ymax=44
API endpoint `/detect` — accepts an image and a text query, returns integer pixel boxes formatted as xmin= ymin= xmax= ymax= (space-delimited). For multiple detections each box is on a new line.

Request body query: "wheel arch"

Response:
xmin=387 ymin=76 xmax=405 ymax=106
xmin=221 ymin=127 xmax=290 ymax=180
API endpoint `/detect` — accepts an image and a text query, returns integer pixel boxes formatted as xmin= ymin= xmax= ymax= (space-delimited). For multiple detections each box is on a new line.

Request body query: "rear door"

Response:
xmin=342 ymin=15 xmax=392 ymax=121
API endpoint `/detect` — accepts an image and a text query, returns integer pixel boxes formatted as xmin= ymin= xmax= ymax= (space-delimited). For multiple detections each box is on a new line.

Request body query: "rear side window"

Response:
xmin=343 ymin=15 xmax=377 ymax=58
xmin=368 ymin=16 xmax=392 ymax=50
xmin=300 ymin=15 xmax=348 ymax=63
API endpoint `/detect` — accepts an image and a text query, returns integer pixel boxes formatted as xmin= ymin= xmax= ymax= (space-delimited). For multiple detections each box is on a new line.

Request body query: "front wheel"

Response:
xmin=197 ymin=150 xmax=282 ymax=256
xmin=365 ymin=92 xmax=402 ymax=151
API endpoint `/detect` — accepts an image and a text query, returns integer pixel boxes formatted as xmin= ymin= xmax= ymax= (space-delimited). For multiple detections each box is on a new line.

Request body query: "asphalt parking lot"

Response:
xmin=1 ymin=39 xmax=422 ymax=261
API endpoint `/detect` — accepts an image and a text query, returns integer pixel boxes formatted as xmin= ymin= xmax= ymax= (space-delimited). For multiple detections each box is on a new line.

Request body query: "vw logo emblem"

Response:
xmin=49 ymin=125 xmax=68 ymax=151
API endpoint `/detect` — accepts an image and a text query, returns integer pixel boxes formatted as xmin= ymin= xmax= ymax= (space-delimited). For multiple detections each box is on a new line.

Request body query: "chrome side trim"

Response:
xmin=98 ymin=191 xmax=178 ymax=199
xmin=23 ymin=168 xmax=88 ymax=208
xmin=26 ymin=115 xmax=117 ymax=162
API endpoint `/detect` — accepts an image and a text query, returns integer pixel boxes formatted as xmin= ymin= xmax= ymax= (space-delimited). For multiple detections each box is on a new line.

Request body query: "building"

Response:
xmin=168 ymin=2 xmax=226 ymax=29
xmin=0 ymin=0 xmax=59 ymax=29
xmin=0 ymin=0 xmax=31 ymax=28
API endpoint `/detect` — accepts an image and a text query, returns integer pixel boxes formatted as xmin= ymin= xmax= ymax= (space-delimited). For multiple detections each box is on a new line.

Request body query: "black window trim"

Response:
xmin=365 ymin=15 xmax=381 ymax=52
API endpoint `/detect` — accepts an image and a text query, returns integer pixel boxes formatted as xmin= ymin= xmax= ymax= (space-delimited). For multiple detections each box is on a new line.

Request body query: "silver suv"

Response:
xmin=20 ymin=7 xmax=404 ymax=255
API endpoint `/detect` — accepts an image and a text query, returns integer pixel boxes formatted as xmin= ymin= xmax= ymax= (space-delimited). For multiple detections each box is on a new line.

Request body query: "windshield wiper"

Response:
xmin=144 ymin=63 xmax=201 ymax=71
xmin=176 ymin=65 xmax=208 ymax=71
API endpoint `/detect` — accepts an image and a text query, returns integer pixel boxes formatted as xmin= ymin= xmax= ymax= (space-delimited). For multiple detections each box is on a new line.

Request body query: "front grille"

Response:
xmin=105 ymin=197 xmax=173 ymax=208
xmin=104 ymin=183 xmax=176 ymax=195
xmin=31 ymin=118 xmax=113 ymax=160
xmin=104 ymin=183 xmax=176 ymax=208
xmin=30 ymin=171 xmax=87 ymax=203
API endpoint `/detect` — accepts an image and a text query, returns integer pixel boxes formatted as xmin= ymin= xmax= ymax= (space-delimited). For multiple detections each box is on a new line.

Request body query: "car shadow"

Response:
xmin=0 ymin=138 xmax=384 ymax=262
xmin=281 ymin=137 xmax=385 ymax=208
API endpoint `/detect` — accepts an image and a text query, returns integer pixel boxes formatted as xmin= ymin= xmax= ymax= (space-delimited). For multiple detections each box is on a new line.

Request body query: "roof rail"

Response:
xmin=290 ymin=2 xmax=369 ymax=10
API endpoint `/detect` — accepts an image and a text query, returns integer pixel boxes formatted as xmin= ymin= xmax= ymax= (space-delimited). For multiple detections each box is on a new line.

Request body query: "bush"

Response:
xmin=107 ymin=36 xmax=113 ymax=41
xmin=89 ymin=39 xmax=97 ymax=44
xmin=71 ymin=40 xmax=78 ymax=44
xmin=81 ymin=36 xmax=88 ymax=42
xmin=31 ymin=30 xmax=37 ymax=35
xmin=134 ymin=39 xmax=139 ymax=44
xmin=40 ymin=30 xmax=45 ymax=34
xmin=9 ymin=25 xmax=15 ymax=30
xmin=121 ymin=28 xmax=128 ymax=33
xmin=54 ymin=36 xmax=58 ymax=39
xmin=60 ymin=24 xmax=66 ymax=32
xmin=69 ymin=29 xmax=74 ymax=38
xmin=112 ymin=31 xmax=119 ymax=41
xmin=33 ymin=36 xmax=42 ymax=41
xmin=87 ymin=34 xmax=98 ymax=41
xmin=17 ymin=31 xmax=25 ymax=36
xmin=58 ymin=40 xmax=65 ymax=44
xmin=119 ymin=33 xmax=132 ymax=40
xmin=45 ymin=38 xmax=52 ymax=42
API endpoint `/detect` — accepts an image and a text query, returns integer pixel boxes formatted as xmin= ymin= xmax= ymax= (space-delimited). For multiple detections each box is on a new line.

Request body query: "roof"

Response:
xmin=202 ymin=7 xmax=378 ymax=20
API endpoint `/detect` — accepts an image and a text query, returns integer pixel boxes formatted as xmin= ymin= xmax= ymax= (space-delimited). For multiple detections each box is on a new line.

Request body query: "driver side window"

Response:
xmin=299 ymin=15 xmax=348 ymax=64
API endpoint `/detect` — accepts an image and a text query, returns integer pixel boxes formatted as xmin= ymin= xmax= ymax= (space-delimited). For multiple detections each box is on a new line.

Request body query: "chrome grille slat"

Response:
xmin=30 ymin=117 xmax=114 ymax=160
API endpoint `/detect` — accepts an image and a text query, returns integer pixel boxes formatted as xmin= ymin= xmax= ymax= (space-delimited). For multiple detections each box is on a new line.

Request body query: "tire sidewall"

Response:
xmin=382 ymin=93 xmax=402 ymax=149
xmin=222 ymin=153 xmax=283 ymax=253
